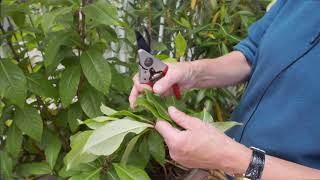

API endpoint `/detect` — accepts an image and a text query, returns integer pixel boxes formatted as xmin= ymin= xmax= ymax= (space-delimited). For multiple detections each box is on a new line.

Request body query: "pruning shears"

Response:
xmin=135 ymin=29 xmax=181 ymax=100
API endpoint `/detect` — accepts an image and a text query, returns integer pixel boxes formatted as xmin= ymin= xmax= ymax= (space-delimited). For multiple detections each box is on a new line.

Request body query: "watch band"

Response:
xmin=244 ymin=147 xmax=266 ymax=180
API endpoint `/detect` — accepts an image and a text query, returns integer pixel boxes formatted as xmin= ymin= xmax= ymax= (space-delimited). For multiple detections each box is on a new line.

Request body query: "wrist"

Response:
xmin=189 ymin=60 xmax=207 ymax=87
xmin=222 ymin=144 xmax=252 ymax=176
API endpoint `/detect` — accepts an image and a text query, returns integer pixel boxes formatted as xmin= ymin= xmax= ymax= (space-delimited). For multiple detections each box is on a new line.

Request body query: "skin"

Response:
xmin=129 ymin=51 xmax=320 ymax=179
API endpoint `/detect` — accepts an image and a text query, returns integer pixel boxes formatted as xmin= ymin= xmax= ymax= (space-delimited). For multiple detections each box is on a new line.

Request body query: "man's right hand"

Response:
xmin=129 ymin=62 xmax=198 ymax=109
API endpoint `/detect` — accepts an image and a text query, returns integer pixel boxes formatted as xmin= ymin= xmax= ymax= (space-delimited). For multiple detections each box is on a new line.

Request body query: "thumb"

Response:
xmin=155 ymin=120 xmax=180 ymax=144
xmin=153 ymin=67 xmax=179 ymax=95
xmin=168 ymin=106 xmax=202 ymax=130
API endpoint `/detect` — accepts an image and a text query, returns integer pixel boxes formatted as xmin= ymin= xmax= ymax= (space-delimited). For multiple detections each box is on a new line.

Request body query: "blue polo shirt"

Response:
xmin=227 ymin=0 xmax=320 ymax=169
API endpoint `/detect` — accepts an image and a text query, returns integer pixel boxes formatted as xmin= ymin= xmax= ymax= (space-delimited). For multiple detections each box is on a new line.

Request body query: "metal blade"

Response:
xmin=135 ymin=30 xmax=151 ymax=53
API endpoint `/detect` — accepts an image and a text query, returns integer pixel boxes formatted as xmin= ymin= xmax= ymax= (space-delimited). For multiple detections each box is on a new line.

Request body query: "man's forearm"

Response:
xmin=228 ymin=147 xmax=320 ymax=179
xmin=262 ymin=155 xmax=320 ymax=179
xmin=192 ymin=51 xmax=251 ymax=88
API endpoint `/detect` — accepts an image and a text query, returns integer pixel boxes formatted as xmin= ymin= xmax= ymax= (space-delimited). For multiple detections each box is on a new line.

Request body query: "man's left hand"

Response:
xmin=155 ymin=106 xmax=252 ymax=175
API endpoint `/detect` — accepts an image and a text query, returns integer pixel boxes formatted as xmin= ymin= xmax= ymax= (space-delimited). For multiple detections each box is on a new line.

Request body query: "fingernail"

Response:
xmin=168 ymin=106 xmax=177 ymax=113
xmin=153 ymin=84 xmax=162 ymax=93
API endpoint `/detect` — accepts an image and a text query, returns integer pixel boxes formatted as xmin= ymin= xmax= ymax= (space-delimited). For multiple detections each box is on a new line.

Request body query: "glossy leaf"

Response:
xmin=148 ymin=131 xmax=165 ymax=166
xmin=14 ymin=107 xmax=43 ymax=141
xmin=213 ymin=121 xmax=242 ymax=132
xmin=83 ymin=118 xmax=152 ymax=156
xmin=80 ymin=49 xmax=111 ymax=95
xmin=0 ymin=151 xmax=13 ymax=179
xmin=120 ymin=134 xmax=143 ymax=166
xmin=69 ymin=168 xmax=101 ymax=180
xmin=145 ymin=91 xmax=172 ymax=122
xmin=81 ymin=116 xmax=117 ymax=130
xmin=16 ymin=162 xmax=51 ymax=177
xmin=44 ymin=130 xmax=62 ymax=170
xmin=100 ymin=104 xmax=117 ymax=116
xmin=27 ymin=72 xmax=57 ymax=98
xmin=64 ymin=131 xmax=97 ymax=170
xmin=67 ymin=103 xmax=82 ymax=133
xmin=110 ymin=110 xmax=152 ymax=124
xmin=136 ymin=95 xmax=160 ymax=121
xmin=41 ymin=7 xmax=72 ymax=33
xmin=0 ymin=60 xmax=27 ymax=108
xmin=113 ymin=164 xmax=151 ymax=180
xmin=59 ymin=64 xmax=81 ymax=107
xmin=175 ymin=32 xmax=187 ymax=58
xmin=5 ymin=124 xmax=23 ymax=158
xmin=44 ymin=32 xmax=68 ymax=69
xmin=83 ymin=1 xmax=119 ymax=26
xmin=80 ymin=84 xmax=104 ymax=118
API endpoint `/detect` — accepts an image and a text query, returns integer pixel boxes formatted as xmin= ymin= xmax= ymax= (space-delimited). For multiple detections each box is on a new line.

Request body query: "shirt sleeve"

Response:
xmin=234 ymin=0 xmax=286 ymax=72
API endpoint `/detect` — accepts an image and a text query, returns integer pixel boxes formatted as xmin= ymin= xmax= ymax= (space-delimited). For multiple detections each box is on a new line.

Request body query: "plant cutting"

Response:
xmin=63 ymin=90 xmax=241 ymax=179
xmin=0 ymin=0 xmax=267 ymax=179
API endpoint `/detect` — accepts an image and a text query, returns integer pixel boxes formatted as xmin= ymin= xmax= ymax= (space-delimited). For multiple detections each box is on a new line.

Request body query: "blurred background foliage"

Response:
xmin=0 ymin=0 xmax=271 ymax=179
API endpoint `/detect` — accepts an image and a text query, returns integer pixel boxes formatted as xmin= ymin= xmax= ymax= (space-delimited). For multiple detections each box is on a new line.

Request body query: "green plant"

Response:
xmin=0 ymin=0 xmax=269 ymax=179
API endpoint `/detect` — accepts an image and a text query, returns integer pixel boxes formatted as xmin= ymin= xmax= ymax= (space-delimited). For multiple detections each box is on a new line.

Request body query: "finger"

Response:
xmin=132 ymin=75 xmax=152 ymax=92
xmin=168 ymin=106 xmax=202 ymax=130
xmin=153 ymin=66 xmax=180 ymax=95
xmin=129 ymin=86 xmax=139 ymax=109
xmin=155 ymin=120 xmax=180 ymax=145
xmin=162 ymin=89 xmax=173 ymax=97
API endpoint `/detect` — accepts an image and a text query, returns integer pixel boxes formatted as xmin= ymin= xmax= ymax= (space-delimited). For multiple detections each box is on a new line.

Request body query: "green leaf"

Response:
xmin=11 ymin=11 xmax=26 ymax=28
xmin=123 ymin=136 xmax=150 ymax=169
xmin=148 ymin=130 xmax=165 ymax=166
xmin=136 ymin=95 xmax=160 ymax=121
xmin=5 ymin=124 xmax=23 ymax=158
xmin=83 ymin=118 xmax=152 ymax=156
xmin=67 ymin=103 xmax=83 ymax=133
xmin=0 ymin=151 xmax=13 ymax=179
xmin=16 ymin=162 xmax=51 ymax=177
xmin=175 ymin=32 xmax=187 ymax=58
xmin=81 ymin=116 xmax=117 ymax=130
xmin=69 ymin=168 xmax=101 ymax=180
xmin=44 ymin=32 xmax=68 ymax=68
xmin=80 ymin=49 xmax=111 ymax=95
xmin=64 ymin=131 xmax=97 ymax=171
xmin=105 ymin=168 xmax=120 ymax=180
xmin=101 ymin=103 xmax=150 ymax=123
xmin=41 ymin=7 xmax=72 ymax=33
xmin=44 ymin=130 xmax=62 ymax=170
xmin=200 ymin=109 xmax=214 ymax=123
xmin=59 ymin=64 xmax=81 ymax=107
xmin=110 ymin=110 xmax=152 ymax=124
xmin=176 ymin=17 xmax=191 ymax=29
xmin=145 ymin=91 xmax=172 ymax=122
xmin=83 ymin=1 xmax=119 ymax=26
xmin=120 ymin=134 xmax=143 ymax=166
xmin=212 ymin=121 xmax=242 ymax=132
xmin=0 ymin=60 xmax=27 ymax=108
xmin=113 ymin=164 xmax=150 ymax=180
xmin=27 ymin=72 xmax=57 ymax=98
xmin=80 ymin=84 xmax=104 ymax=118
xmin=14 ymin=107 xmax=43 ymax=141
xmin=100 ymin=104 xmax=117 ymax=115
xmin=59 ymin=162 xmax=98 ymax=178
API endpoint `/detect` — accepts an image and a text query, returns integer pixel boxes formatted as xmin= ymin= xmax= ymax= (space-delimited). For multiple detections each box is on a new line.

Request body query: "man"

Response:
xmin=129 ymin=0 xmax=320 ymax=179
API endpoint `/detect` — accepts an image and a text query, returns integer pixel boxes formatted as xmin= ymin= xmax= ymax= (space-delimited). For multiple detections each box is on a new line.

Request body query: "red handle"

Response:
xmin=163 ymin=66 xmax=181 ymax=100
xmin=172 ymin=83 xmax=181 ymax=100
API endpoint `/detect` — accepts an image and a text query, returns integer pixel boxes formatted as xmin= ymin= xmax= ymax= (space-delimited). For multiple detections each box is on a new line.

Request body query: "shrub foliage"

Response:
xmin=0 ymin=0 xmax=269 ymax=179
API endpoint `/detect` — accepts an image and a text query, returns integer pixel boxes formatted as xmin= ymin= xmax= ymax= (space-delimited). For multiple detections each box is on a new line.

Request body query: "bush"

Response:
xmin=0 ymin=0 xmax=269 ymax=179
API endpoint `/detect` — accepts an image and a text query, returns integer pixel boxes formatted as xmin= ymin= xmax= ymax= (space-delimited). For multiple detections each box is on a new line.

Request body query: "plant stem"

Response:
xmin=0 ymin=22 xmax=20 ymax=62
xmin=165 ymin=159 xmax=189 ymax=171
